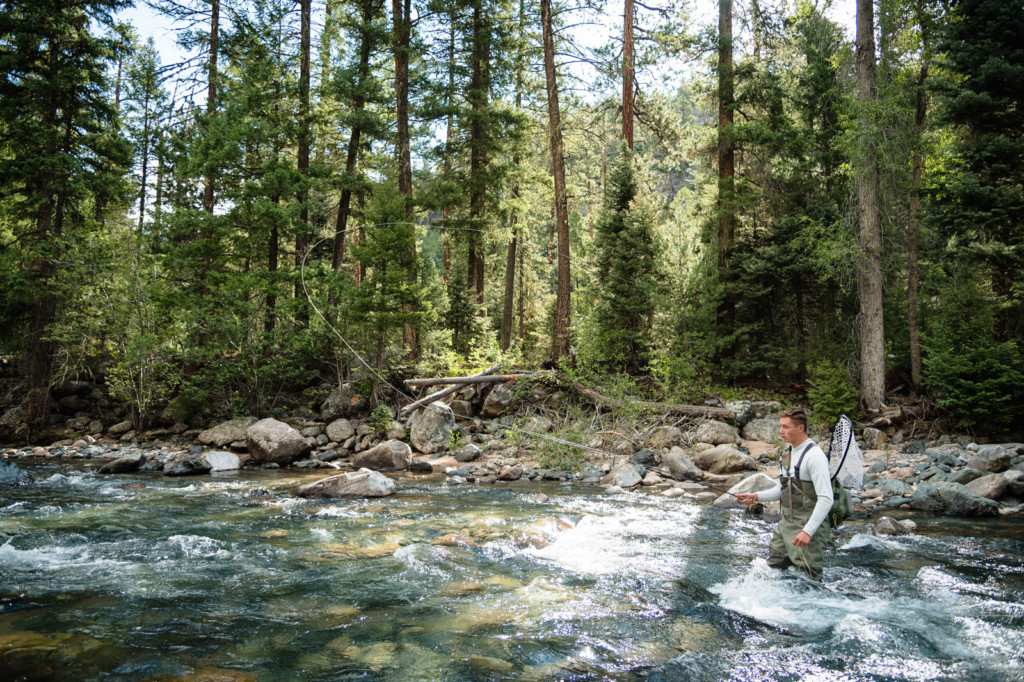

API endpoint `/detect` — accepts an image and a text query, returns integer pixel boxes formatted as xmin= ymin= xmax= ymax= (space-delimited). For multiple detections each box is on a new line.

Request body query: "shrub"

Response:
xmin=806 ymin=359 xmax=858 ymax=430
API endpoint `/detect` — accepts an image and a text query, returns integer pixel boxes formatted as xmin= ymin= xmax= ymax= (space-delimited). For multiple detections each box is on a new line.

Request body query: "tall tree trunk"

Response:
xmin=716 ymin=0 xmax=735 ymax=351
xmin=855 ymin=0 xmax=886 ymax=411
xmin=333 ymin=0 xmax=376 ymax=271
xmin=442 ymin=14 xmax=455 ymax=286
xmin=468 ymin=0 xmax=490 ymax=306
xmin=138 ymin=90 xmax=151 ymax=235
xmin=294 ymin=0 xmax=312 ymax=325
xmin=623 ymin=0 xmax=634 ymax=149
xmin=501 ymin=0 xmax=526 ymax=351
xmin=908 ymin=11 xmax=929 ymax=391
xmin=541 ymin=0 xmax=570 ymax=361
xmin=394 ymin=0 xmax=418 ymax=355
xmin=203 ymin=0 xmax=218 ymax=214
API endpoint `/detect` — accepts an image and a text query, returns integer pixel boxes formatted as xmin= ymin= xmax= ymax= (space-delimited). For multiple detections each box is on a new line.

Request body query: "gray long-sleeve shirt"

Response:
xmin=757 ymin=439 xmax=834 ymax=536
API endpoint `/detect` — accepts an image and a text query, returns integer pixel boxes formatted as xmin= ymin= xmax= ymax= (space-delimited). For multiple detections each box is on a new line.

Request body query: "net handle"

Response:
xmin=829 ymin=414 xmax=853 ymax=484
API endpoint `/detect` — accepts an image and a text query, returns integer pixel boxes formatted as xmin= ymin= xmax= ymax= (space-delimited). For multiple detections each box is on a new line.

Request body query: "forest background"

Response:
xmin=1 ymin=0 xmax=1021 ymax=439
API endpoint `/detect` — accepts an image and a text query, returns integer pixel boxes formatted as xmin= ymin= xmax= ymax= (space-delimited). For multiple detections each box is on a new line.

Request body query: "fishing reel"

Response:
xmin=746 ymin=502 xmax=764 ymax=517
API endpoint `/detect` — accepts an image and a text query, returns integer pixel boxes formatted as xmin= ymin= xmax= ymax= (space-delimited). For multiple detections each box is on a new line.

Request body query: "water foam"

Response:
xmin=165 ymin=534 xmax=231 ymax=559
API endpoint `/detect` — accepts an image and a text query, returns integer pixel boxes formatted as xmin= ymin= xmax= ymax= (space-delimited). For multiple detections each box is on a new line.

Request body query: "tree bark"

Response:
xmin=908 ymin=8 xmax=930 ymax=391
xmin=855 ymin=0 xmax=886 ymax=411
xmin=716 ymin=0 xmax=735 ymax=349
xmin=623 ymin=0 xmax=634 ymax=149
xmin=203 ymin=0 xmax=218 ymax=214
xmin=295 ymin=0 xmax=312 ymax=325
xmin=541 ymin=0 xmax=571 ymax=362
xmin=394 ymin=0 xmax=418 ymax=355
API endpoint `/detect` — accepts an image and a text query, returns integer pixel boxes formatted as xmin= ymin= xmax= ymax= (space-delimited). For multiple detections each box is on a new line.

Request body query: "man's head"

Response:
xmin=779 ymin=407 xmax=808 ymax=445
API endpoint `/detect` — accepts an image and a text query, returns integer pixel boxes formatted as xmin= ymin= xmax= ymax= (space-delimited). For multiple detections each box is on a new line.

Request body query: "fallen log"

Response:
xmin=404 ymin=374 xmax=538 ymax=388
xmin=399 ymin=364 xmax=501 ymax=417
xmin=569 ymin=383 xmax=735 ymax=420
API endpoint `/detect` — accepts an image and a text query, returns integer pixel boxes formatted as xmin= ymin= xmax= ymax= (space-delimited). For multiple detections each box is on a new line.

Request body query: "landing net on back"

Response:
xmin=829 ymin=415 xmax=864 ymax=490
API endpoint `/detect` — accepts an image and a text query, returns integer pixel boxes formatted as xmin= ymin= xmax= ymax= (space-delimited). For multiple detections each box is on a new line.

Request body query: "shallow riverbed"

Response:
xmin=1 ymin=462 xmax=1022 ymax=681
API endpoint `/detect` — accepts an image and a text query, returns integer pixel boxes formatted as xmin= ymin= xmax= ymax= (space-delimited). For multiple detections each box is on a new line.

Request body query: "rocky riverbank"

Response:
xmin=3 ymin=386 xmax=1022 ymax=521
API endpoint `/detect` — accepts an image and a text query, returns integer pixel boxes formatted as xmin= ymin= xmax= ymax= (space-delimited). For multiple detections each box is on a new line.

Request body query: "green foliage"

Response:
xmin=923 ymin=271 xmax=1024 ymax=435
xmin=369 ymin=404 xmax=394 ymax=436
xmin=806 ymin=360 xmax=859 ymax=430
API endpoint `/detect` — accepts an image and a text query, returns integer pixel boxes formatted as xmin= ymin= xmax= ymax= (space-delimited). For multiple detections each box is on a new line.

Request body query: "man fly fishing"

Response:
xmin=736 ymin=407 xmax=833 ymax=581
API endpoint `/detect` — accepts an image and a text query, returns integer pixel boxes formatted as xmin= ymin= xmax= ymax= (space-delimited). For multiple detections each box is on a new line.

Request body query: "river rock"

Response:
xmin=497 ymin=465 xmax=523 ymax=480
xmin=0 ymin=460 xmax=34 ymax=488
xmin=468 ymin=655 xmax=514 ymax=675
xmin=862 ymin=427 xmax=887 ymax=449
xmin=965 ymin=473 xmax=1008 ymax=501
xmin=967 ymin=447 xmax=1012 ymax=474
xmin=203 ymin=450 xmax=240 ymax=472
xmin=693 ymin=420 xmax=739 ymax=445
xmin=712 ymin=472 xmax=777 ymax=506
xmin=198 ymin=417 xmax=257 ymax=447
xmin=479 ymin=384 xmax=514 ymax=418
xmin=523 ymin=415 xmax=554 ymax=433
xmin=740 ymin=417 xmax=779 ymax=443
xmin=874 ymin=478 xmax=913 ymax=497
xmin=690 ymin=445 xmax=758 ymax=474
xmin=246 ymin=418 xmax=311 ymax=465
xmin=325 ymin=418 xmax=356 ymax=443
xmin=949 ymin=467 xmax=983 ymax=485
xmin=453 ymin=444 xmax=482 ymax=462
xmin=296 ymin=468 xmax=396 ymax=498
xmin=600 ymin=463 xmax=644 ymax=488
xmin=108 ymin=420 xmax=133 ymax=435
xmin=97 ymin=452 xmax=143 ymax=474
xmin=650 ymin=426 xmax=683 ymax=449
xmin=385 ymin=421 xmax=406 ymax=440
xmin=352 ymin=440 xmax=413 ymax=471
xmin=450 ymin=400 xmax=474 ymax=418
xmin=910 ymin=481 xmax=999 ymax=516
xmin=725 ymin=400 xmax=754 ymax=427
xmin=162 ymin=453 xmax=212 ymax=476
xmin=409 ymin=402 xmax=455 ymax=455
xmin=320 ymin=384 xmax=366 ymax=421
xmin=875 ymin=516 xmax=908 ymax=536
xmin=1004 ymin=469 xmax=1024 ymax=497
xmin=630 ymin=449 xmax=657 ymax=466
xmin=662 ymin=448 xmax=705 ymax=480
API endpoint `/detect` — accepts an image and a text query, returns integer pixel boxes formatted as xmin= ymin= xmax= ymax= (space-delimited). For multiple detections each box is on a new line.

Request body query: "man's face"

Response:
xmin=779 ymin=416 xmax=804 ymax=444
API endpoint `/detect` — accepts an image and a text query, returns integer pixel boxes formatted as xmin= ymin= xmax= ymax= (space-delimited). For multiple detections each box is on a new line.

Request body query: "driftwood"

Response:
xmin=569 ymin=382 xmax=735 ymax=420
xmin=404 ymin=374 xmax=538 ymax=388
xmin=398 ymin=364 xmax=501 ymax=417
xmin=864 ymin=403 xmax=926 ymax=428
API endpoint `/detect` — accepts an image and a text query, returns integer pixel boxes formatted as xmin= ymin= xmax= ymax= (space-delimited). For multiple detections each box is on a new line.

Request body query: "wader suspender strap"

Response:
xmin=783 ymin=441 xmax=813 ymax=522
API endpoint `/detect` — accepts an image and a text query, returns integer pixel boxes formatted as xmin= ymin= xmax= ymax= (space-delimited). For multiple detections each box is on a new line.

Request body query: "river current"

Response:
xmin=1 ymin=462 xmax=1021 ymax=681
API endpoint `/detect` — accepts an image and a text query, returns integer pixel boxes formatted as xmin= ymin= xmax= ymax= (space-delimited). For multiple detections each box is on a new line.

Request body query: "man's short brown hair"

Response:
xmin=780 ymin=407 xmax=808 ymax=433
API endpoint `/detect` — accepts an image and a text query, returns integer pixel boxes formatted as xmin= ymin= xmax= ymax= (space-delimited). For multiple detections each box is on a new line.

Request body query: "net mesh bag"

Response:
xmin=828 ymin=415 xmax=864 ymax=490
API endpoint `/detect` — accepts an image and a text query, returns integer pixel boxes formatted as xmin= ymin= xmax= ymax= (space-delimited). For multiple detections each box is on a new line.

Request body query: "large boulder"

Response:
xmin=320 ymin=384 xmax=367 ymax=421
xmin=246 ymin=418 xmax=312 ymax=466
xmin=967 ymin=446 xmax=1012 ymax=474
xmin=712 ymin=472 xmax=777 ymax=506
xmin=1004 ymin=469 xmax=1024 ymax=498
xmin=0 ymin=460 xmax=34 ymax=488
xmin=725 ymin=401 xmax=754 ymax=427
xmin=662 ymin=448 xmax=705 ymax=481
xmin=162 ymin=453 xmax=212 ymax=476
xmin=649 ymin=426 xmax=683 ymax=449
xmin=408 ymin=402 xmax=455 ymax=455
xmin=693 ymin=420 xmax=739 ymax=446
xmin=910 ymin=481 xmax=999 ymax=516
xmin=600 ymin=463 xmax=645 ymax=488
xmin=479 ymin=384 xmax=514 ymax=418
xmin=453 ymin=444 xmax=482 ymax=462
xmin=325 ymin=418 xmax=356 ymax=443
xmin=203 ymin=451 xmax=241 ymax=472
xmin=740 ymin=417 xmax=779 ymax=443
xmin=690 ymin=445 xmax=758 ymax=474
xmin=198 ymin=417 xmax=257 ymax=447
xmin=296 ymin=468 xmax=396 ymax=498
xmin=97 ymin=452 xmax=144 ymax=474
xmin=861 ymin=427 xmax=887 ymax=449
xmin=352 ymin=440 xmax=413 ymax=471
xmin=965 ymin=473 xmax=1008 ymax=501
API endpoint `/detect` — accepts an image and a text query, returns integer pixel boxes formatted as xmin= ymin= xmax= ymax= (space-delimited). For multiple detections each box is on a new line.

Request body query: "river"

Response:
xmin=1 ymin=462 xmax=1021 ymax=680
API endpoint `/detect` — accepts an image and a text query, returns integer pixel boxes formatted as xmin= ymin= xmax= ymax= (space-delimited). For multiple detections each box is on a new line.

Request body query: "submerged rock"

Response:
xmin=295 ymin=468 xmax=397 ymax=498
xmin=0 ymin=459 xmax=34 ymax=488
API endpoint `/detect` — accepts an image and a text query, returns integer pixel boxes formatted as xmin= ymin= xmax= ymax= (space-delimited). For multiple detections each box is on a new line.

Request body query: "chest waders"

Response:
xmin=767 ymin=443 xmax=830 ymax=581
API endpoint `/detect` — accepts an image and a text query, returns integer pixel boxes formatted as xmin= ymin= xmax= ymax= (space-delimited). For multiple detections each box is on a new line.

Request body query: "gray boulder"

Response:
xmin=600 ymin=463 xmax=644 ymax=488
xmin=325 ymin=418 xmax=356 ymax=443
xmin=409 ymin=402 xmax=455 ymax=455
xmin=453 ymin=444 xmax=482 ymax=462
xmin=1004 ymin=469 xmax=1024 ymax=498
xmin=965 ymin=473 xmax=1008 ymax=501
xmin=862 ymin=427 xmax=887 ymax=449
xmin=725 ymin=401 xmax=754 ymax=427
xmin=649 ymin=426 xmax=683 ymax=449
xmin=662 ymin=448 xmax=705 ymax=481
xmin=875 ymin=516 xmax=908 ymax=536
xmin=163 ymin=454 xmax=212 ymax=476
xmin=320 ymin=384 xmax=367 ymax=421
xmin=97 ymin=452 xmax=144 ymax=474
xmin=910 ymin=481 xmax=999 ymax=516
xmin=693 ymin=420 xmax=739 ymax=445
xmin=968 ymin=447 xmax=1012 ymax=474
xmin=352 ymin=439 xmax=413 ymax=471
xmin=630 ymin=449 xmax=657 ymax=466
xmin=750 ymin=400 xmax=781 ymax=417
xmin=740 ymin=417 xmax=779 ymax=443
xmin=450 ymin=400 xmax=474 ymax=418
xmin=198 ymin=417 xmax=256 ymax=447
xmin=874 ymin=478 xmax=913 ymax=497
xmin=203 ymin=450 xmax=240 ymax=472
xmin=296 ymin=468 xmax=397 ymax=498
xmin=246 ymin=418 xmax=312 ymax=466
xmin=480 ymin=384 xmax=514 ymax=418
xmin=690 ymin=445 xmax=758 ymax=474
xmin=948 ymin=468 xmax=983 ymax=485
xmin=0 ymin=460 xmax=34 ymax=488
xmin=712 ymin=472 xmax=777 ymax=506
xmin=523 ymin=416 xmax=554 ymax=433
xmin=108 ymin=420 xmax=134 ymax=435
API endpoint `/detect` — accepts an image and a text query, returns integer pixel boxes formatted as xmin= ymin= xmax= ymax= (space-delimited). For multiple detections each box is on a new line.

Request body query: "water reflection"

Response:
xmin=0 ymin=462 xmax=1021 ymax=681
